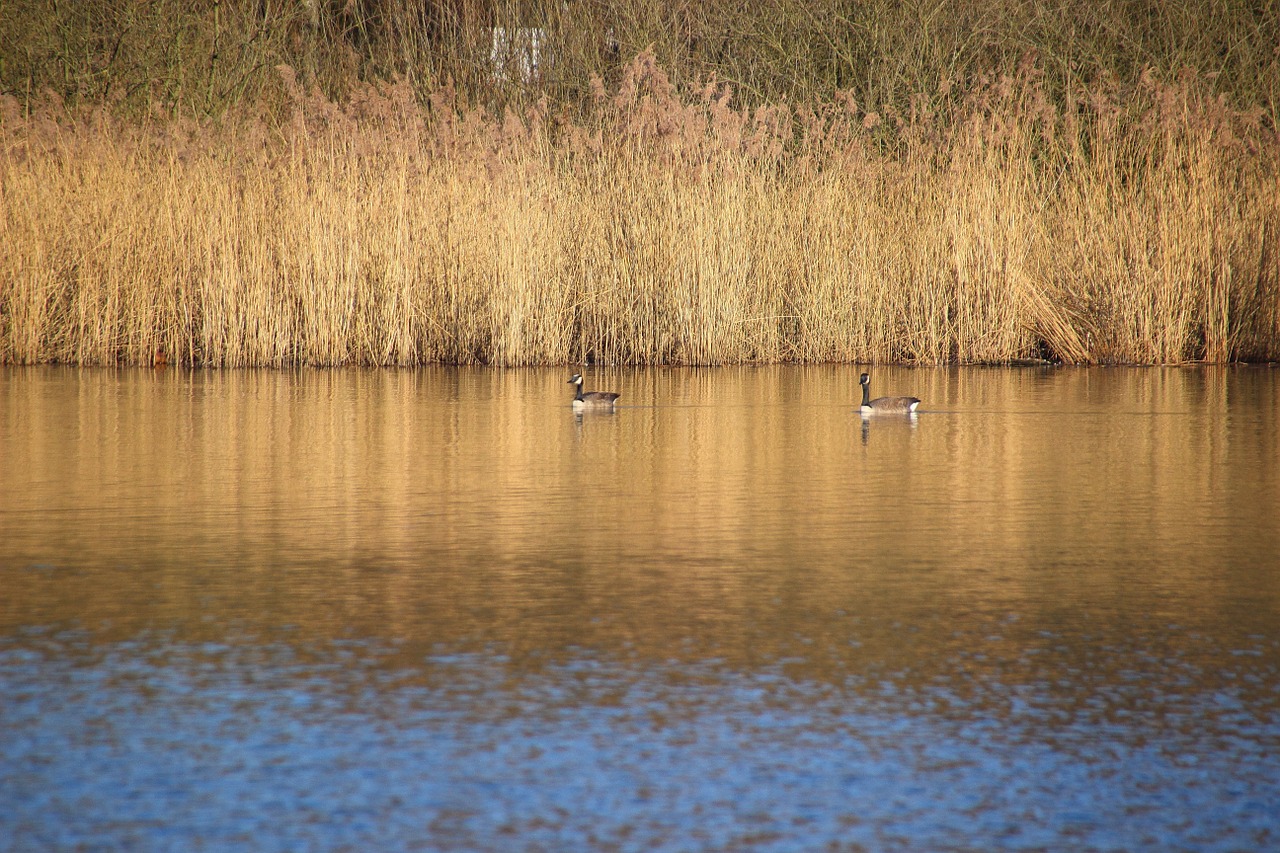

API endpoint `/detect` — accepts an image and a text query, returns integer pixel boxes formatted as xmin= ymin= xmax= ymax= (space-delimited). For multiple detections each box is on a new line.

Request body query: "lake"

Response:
xmin=2 ymin=364 xmax=1278 ymax=850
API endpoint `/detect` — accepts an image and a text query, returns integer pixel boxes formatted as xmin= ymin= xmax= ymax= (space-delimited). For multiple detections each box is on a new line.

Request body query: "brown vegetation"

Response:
xmin=2 ymin=49 xmax=1278 ymax=365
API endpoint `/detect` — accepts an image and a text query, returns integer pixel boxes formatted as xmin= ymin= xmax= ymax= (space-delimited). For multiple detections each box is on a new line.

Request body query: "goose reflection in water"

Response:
xmin=861 ymin=410 xmax=919 ymax=445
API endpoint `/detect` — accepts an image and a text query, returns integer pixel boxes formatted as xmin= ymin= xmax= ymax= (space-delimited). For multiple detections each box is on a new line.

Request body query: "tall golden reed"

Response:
xmin=2 ymin=55 xmax=1277 ymax=366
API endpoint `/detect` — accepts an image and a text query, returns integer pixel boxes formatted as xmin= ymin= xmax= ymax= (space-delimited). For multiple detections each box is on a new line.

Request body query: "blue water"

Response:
xmin=3 ymin=629 xmax=1277 ymax=852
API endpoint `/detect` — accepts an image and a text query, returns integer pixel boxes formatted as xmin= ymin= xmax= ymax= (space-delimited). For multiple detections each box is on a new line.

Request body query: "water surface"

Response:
xmin=2 ymin=365 xmax=1278 ymax=850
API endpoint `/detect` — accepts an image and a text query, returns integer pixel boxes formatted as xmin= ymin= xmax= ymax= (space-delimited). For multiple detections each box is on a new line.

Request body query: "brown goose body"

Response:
xmin=568 ymin=373 xmax=620 ymax=410
xmin=858 ymin=372 xmax=920 ymax=414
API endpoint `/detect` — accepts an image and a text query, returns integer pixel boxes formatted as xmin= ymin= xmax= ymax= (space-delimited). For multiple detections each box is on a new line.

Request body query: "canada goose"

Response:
xmin=568 ymin=373 xmax=620 ymax=410
xmin=859 ymin=372 xmax=920 ymax=414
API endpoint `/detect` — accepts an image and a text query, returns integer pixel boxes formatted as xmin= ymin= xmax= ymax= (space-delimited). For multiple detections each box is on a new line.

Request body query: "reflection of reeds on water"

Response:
xmin=2 ymin=53 xmax=1278 ymax=367
xmin=5 ymin=366 xmax=1275 ymax=695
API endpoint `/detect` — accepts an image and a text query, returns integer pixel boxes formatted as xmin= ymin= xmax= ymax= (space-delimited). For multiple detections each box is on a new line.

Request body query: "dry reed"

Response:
xmin=2 ymin=54 xmax=1278 ymax=366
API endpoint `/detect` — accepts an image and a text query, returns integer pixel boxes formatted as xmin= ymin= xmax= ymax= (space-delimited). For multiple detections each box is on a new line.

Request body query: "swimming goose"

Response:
xmin=859 ymin=372 xmax=920 ymax=414
xmin=568 ymin=373 xmax=620 ymax=410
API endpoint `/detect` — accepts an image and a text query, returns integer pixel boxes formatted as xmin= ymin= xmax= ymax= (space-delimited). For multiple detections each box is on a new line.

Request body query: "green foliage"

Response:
xmin=2 ymin=0 xmax=1277 ymax=121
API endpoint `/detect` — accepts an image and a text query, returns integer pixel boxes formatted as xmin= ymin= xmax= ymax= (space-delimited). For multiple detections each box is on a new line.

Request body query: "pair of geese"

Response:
xmin=568 ymin=372 xmax=921 ymax=414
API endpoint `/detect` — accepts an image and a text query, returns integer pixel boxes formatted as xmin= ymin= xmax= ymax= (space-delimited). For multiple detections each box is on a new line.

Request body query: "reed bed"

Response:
xmin=2 ymin=55 xmax=1278 ymax=366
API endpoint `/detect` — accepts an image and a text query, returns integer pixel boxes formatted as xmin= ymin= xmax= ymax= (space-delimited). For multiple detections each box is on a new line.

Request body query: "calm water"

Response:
xmin=2 ymin=365 xmax=1278 ymax=851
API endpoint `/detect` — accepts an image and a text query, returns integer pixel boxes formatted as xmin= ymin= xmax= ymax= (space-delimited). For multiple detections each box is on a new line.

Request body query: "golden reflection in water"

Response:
xmin=1 ymin=365 xmax=1278 ymax=695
